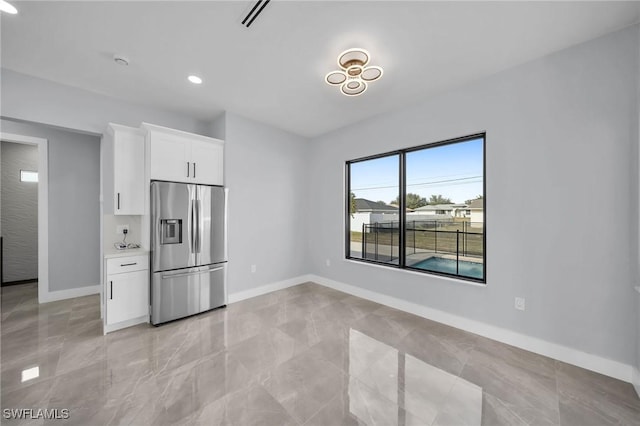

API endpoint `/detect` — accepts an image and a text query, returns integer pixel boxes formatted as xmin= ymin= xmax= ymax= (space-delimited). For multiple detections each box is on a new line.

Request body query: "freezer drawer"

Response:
xmin=151 ymin=264 xmax=226 ymax=325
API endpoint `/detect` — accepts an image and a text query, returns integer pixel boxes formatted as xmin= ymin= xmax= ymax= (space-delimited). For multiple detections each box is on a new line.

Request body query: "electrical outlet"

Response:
xmin=326 ymin=259 xmax=331 ymax=267
xmin=116 ymin=225 xmax=129 ymax=235
xmin=251 ymin=264 xmax=257 ymax=273
xmin=515 ymin=297 xmax=525 ymax=311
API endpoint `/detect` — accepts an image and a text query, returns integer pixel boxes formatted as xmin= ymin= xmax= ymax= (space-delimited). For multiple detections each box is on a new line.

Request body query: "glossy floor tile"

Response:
xmin=2 ymin=281 xmax=639 ymax=425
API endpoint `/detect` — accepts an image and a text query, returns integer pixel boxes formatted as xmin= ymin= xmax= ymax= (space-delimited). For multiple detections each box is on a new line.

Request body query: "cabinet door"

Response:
xmin=113 ymin=131 xmax=145 ymax=215
xmin=106 ymin=270 xmax=149 ymax=325
xmin=190 ymin=139 xmax=224 ymax=185
xmin=149 ymin=132 xmax=191 ymax=183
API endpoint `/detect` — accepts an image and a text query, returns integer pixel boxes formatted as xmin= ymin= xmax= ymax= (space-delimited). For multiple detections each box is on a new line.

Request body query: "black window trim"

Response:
xmin=345 ymin=132 xmax=486 ymax=284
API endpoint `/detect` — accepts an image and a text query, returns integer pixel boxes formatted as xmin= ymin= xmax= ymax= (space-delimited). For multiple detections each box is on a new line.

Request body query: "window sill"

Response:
xmin=343 ymin=257 xmax=487 ymax=288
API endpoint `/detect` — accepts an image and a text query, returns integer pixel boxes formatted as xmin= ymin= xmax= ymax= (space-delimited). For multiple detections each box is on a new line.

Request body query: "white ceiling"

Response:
xmin=2 ymin=1 xmax=639 ymax=137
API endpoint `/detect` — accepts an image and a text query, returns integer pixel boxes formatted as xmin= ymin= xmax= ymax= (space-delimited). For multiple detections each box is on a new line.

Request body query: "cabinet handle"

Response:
xmin=193 ymin=163 xmax=196 ymax=179
xmin=117 ymin=193 xmax=120 ymax=210
xmin=187 ymin=162 xmax=190 ymax=177
xmin=120 ymin=262 xmax=137 ymax=267
xmin=110 ymin=281 xmax=113 ymax=300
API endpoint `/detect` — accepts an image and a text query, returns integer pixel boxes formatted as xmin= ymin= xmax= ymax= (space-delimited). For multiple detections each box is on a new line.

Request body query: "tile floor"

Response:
xmin=1 ymin=282 xmax=639 ymax=425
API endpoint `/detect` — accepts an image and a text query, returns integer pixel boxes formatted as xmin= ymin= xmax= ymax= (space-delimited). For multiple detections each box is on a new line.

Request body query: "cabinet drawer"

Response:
xmin=106 ymin=255 xmax=148 ymax=275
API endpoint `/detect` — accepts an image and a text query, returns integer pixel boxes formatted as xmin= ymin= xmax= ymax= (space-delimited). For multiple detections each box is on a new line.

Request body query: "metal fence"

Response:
xmin=361 ymin=220 xmax=484 ymax=264
xmin=361 ymin=221 xmax=400 ymax=262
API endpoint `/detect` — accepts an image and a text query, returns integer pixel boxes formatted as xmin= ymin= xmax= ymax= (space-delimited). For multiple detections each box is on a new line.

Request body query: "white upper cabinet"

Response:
xmin=143 ymin=123 xmax=224 ymax=185
xmin=147 ymin=129 xmax=191 ymax=183
xmin=190 ymin=138 xmax=224 ymax=185
xmin=102 ymin=124 xmax=145 ymax=215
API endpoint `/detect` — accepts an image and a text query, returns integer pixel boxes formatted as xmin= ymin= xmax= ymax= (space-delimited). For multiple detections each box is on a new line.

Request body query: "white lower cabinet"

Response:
xmin=103 ymin=253 xmax=149 ymax=333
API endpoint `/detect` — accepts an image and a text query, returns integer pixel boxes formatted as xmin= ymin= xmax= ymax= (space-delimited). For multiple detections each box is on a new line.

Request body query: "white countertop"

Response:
xmin=103 ymin=247 xmax=149 ymax=259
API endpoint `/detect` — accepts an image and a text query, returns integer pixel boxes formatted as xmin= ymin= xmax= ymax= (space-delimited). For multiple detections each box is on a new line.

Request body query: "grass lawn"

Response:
xmin=350 ymin=223 xmax=484 ymax=257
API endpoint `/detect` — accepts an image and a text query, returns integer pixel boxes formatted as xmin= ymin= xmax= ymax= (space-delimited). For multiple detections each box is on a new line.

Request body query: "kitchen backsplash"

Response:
xmin=102 ymin=214 xmax=142 ymax=251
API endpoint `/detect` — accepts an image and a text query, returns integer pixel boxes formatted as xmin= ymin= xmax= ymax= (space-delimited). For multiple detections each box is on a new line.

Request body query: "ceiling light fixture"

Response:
xmin=0 ymin=0 xmax=17 ymax=14
xmin=188 ymin=75 xmax=203 ymax=84
xmin=325 ymin=48 xmax=383 ymax=96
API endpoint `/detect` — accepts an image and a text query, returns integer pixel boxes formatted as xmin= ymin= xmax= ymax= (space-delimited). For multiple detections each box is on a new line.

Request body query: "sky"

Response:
xmin=350 ymin=137 xmax=484 ymax=204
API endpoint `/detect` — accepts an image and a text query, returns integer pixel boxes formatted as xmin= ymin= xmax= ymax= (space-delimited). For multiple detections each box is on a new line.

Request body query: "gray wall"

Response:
xmin=636 ymin=23 xmax=640 ymax=385
xmin=1 ymin=21 xmax=638 ymax=373
xmin=308 ymin=25 xmax=639 ymax=365
xmin=1 ymin=119 xmax=100 ymax=291
xmin=223 ymin=112 xmax=309 ymax=294
xmin=1 ymin=142 xmax=38 ymax=282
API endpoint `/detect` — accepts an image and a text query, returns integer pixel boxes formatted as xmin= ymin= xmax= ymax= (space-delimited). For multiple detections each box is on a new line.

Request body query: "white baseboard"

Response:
xmin=103 ymin=315 xmax=149 ymax=335
xmin=228 ymin=274 xmax=314 ymax=304
xmin=41 ymin=285 xmax=100 ymax=303
xmin=633 ymin=367 xmax=640 ymax=398
xmin=308 ymin=274 xmax=634 ymax=384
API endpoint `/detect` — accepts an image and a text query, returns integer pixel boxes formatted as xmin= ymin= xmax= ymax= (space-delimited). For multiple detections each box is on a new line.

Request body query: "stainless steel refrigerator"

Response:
xmin=150 ymin=181 xmax=227 ymax=325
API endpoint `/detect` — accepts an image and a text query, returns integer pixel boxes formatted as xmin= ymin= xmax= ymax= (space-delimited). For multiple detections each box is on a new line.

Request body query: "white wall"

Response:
xmin=350 ymin=212 xmax=401 ymax=232
xmin=222 ymin=112 xmax=310 ymax=294
xmin=102 ymin=214 xmax=142 ymax=251
xmin=0 ymin=69 xmax=209 ymax=136
xmin=635 ymin=21 xmax=640 ymax=395
xmin=308 ymin=25 xmax=639 ymax=367
xmin=1 ymin=142 xmax=38 ymax=282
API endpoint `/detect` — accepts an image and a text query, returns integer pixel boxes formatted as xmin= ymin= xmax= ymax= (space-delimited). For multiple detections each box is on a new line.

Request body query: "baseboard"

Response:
xmin=308 ymin=274 xmax=634 ymax=384
xmin=228 ymin=274 xmax=314 ymax=304
xmin=633 ymin=367 xmax=640 ymax=398
xmin=103 ymin=315 xmax=149 ymax=335
xmin=2 ymin=278 xmax=38 ymax=287
xmin=41 ymin=284 xmax=100 ymax=303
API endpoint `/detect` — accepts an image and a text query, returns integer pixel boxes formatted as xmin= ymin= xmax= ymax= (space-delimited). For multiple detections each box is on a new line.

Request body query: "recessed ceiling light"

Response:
xmin=325 ymin=48 xmax=383 ymax=97
xmin=0 ymin=0 xmax=18 ymax=14
xmin=188 ymin=75 xmax=203 ymax=85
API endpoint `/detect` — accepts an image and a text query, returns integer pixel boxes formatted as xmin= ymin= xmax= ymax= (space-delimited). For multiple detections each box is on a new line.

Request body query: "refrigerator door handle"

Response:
xmin=224 ymin=188 xmax=229 ymax=261
xmin=190 ymin=199 xmax=196 ymax=253
xmin=196 ymin=199 xmax=201 ymax=253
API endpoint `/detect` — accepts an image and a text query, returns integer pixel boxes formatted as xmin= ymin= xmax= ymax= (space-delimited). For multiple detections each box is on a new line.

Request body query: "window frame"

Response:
xmin=345 ymin=133 xmax=486 ymax=284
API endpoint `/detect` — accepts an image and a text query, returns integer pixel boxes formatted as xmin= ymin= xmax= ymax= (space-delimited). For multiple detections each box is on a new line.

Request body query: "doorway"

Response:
xmin=0 ymin=133 xmax=48 ymax=303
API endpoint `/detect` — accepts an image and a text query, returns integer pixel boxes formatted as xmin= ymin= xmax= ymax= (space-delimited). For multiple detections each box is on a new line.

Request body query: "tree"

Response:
xmin=392 ymin=193 xmax=428 ymax=210
xmin=465 ymin=195 xmax=483 ymax=204
xmin=427 ymin=194 xmax=452 ymax=205
xmin=350 ymin=192 xmax=357 ymax=217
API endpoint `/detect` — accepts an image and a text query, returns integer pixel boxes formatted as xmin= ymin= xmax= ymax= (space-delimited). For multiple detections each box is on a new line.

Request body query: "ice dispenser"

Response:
xmin=160 ymin=219 xmax=182 ymax=244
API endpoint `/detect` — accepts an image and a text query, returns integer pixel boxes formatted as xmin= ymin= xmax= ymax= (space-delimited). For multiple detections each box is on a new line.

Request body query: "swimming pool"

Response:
xmin=411 ymin=257 xmax=484 ymax=280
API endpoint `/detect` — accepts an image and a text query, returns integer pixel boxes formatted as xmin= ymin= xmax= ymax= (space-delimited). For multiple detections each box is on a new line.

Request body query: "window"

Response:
xmin=347 ymin=154 xmax=400 ymax=265
xmin=346 ymin=134 xmax=485 ymax=283
xmin=20 ymin=170 xmax=38 ymax=183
